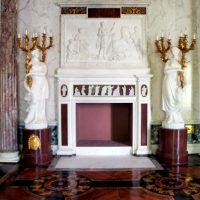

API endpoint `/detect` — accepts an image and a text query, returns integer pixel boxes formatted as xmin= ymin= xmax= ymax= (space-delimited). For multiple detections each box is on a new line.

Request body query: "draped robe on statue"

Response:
xmin=162 ymin=47 xmax=184 ymax=129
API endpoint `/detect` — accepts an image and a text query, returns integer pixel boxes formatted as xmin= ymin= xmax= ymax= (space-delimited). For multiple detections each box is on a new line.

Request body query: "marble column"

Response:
xmin=0 ymin=0 xmax=19 ymax=162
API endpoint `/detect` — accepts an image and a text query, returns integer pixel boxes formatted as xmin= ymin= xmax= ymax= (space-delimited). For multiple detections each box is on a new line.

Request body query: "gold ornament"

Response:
xmin=28 ymin=134 xmax=41 ymax=151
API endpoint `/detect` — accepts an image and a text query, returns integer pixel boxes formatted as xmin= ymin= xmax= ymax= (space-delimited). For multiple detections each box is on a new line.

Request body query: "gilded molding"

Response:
xmin=28 ymin=134 xmax=41 ymax=151
xmin=61 ymin=7 xmax=87 ymax=14
xmin=122 ymin=7 xmax=146 ymax=15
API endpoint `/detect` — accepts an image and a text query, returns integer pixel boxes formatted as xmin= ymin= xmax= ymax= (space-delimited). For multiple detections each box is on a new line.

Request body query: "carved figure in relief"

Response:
xmin=96 ymin=22 xmax=115 ymax=59
xmin=122 ymin=86 xmax=126 ymax=96
xmin=88 ymin=85 xmax=93 ymax=96
xmin=107 ymin=86 xmax=112 ymax=96
xmin=130 ymin=26 xmax=143 ymax=58
xmin=81 ymin=85 xmax=86 ymax=96
xmin=61 ymin=85 xmax=68 ymax=97
xmin=94 ymin=85 xmax=100 ymax=96
xmin=66 ymin=28 xmax=89 ymax=61
xmin=107 ymin=26 xmax=140 ymax=61
xmin=96 ymin=22 xmax=106 ymax=59
xmin=113 ymin=86 xmax=120 ymax=96
xmin=162 ymin=47 xmax=184 ymax=129
xmin=101 ymin=86 xmax=108 ymax=96
xmin=24 ymin=49 xmax=49 ymax=129
xmin=74 ymin=87 xmax=81 ymax=96
xmin=128 ymin=86 xmax=134 ymax=96
xmin=141 ymin=85 xmax=148 ymax=97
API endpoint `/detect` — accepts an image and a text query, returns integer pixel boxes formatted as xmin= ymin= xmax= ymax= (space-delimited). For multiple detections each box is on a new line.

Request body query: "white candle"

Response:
xmin=43 ymin=29 xmax=46 ymax=34
xmin=180 ymin=32 xmax=183 ymax=37
xmin=32 ymin=33 xmax=35 ymax=37
xmin=18 ymin=33 xmax=21 ymax=38
xmin=193 ymin=33 xmax=196 ymax=39
xmin=156 ymin=35 xmax=159 ymax=40
xmin=35 ymin=32 xmax=38 ymax=37
xmin=161 ymin=32 xmax=164 ymax=37
xmin=25 ymin=30 xmax=28 ymax=35
xmin=49 ymin=32 xmax=53 ymax=37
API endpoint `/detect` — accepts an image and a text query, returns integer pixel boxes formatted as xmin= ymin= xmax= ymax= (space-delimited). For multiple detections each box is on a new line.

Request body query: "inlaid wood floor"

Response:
xmin=0 ymin=155 xmax=200 ymax=199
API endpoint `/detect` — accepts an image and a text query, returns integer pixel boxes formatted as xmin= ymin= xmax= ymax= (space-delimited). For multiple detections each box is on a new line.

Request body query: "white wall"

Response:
xmin=17 ymin=0 xmax=199 ymax=125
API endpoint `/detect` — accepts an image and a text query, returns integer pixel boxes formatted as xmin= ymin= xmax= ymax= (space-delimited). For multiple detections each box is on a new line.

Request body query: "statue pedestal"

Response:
xmin=156 ymin=128 xmax=188 ymax=165
xmin=23 ymin=128 xmax=52 ymax=165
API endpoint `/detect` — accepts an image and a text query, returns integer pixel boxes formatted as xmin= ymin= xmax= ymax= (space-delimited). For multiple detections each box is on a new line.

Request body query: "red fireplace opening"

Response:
xmin=76 ymin=103 xmax=132 ymax=146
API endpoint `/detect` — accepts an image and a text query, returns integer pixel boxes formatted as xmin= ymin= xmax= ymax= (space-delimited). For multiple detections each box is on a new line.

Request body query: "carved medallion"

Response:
xmin=61 ymin=84 xmax=68 ymax=97
xmin=28 ymin=134 xmax=41 ymax=151
xmin=141 ymin=84 xmax=148 ymax=97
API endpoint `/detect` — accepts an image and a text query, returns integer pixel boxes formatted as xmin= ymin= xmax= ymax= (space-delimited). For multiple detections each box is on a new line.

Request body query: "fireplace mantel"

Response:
xmin=55 ymin=1 xmax=152 ymax=155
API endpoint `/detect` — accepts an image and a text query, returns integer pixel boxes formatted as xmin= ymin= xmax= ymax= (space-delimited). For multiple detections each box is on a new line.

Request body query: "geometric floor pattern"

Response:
xmin=141 ymin=171 xmax=200 ymax=199
xmin=1 ymin=155 xmax=200 ymax=199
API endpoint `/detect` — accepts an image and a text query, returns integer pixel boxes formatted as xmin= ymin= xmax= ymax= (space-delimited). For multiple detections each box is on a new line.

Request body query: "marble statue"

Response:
xmin=162 ymin=47 xmax=184 ymax=129
xmin=24 ymin=49 xmax=49 ymax=129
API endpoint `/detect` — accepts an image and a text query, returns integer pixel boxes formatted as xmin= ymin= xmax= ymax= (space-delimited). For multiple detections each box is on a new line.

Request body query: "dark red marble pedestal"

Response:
xmin=23 ymin=128 xmax=52 ymax=165
xmin=156 ymin=128 xmax=188 ymax=165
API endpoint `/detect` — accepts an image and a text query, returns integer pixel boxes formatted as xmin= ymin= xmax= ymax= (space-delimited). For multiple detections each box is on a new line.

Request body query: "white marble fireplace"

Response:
xmin=55 ymin=1 xmax=152 ymax=155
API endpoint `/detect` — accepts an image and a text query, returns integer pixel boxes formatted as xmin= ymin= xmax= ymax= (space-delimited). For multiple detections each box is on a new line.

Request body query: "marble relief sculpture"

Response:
xmin=65 ymin=20 xmax=141 ymax=63
xmin=24 ymin=49 xmax=49 ymax=129
xmin=66 ymin=28 xmax=89 ymax=61
xmin=73 ymin=85 xmax=136 ymax=97
xmin=128 ymin=86 xmax=134 ymax=96
xmin=162 ymin=47 xmax=184 ymax=129
xmin=74 ymin=87 xmax=81 ymax=96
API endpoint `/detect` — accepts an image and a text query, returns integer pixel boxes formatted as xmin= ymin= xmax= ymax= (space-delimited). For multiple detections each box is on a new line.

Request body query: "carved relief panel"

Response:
xmin=73 ymin=85 xmax=135 ymax=97
xmin=61 ymin=8 xmax=147 ymax=69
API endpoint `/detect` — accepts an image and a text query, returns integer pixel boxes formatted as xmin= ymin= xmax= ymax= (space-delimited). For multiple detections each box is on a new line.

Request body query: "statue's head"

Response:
xmin=170 ymin=46 xmax=180 ymax=60
xmin=31 ymin=49 xmax=40 ymax=59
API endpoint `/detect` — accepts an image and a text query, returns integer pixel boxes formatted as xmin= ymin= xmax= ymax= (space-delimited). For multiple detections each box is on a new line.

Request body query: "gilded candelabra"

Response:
xmin=155 ymin=33 xmax=196 ymax=88
xmin=17 ymin=30 xmax=53 ymax=87
xmin=17 ymin=31 xmax=37 ymax=87
xmin=37 ymin=31 xmax=53 ymax=62
xmin=155 ymin=36 xmax=171 ymax=63
xmin=177 ymin=34 xmax=196 ymax=87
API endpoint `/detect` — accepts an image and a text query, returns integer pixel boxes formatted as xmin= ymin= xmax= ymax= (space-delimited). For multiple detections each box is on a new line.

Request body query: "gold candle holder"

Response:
xmin=37 ymin=32 xmax=53 ymax=62
xmin=17 ymin=31 xmax=37 ymax=87
xmin=17 ymin=30 xmax=54 ymax=87
xmin=155 ymin=36 xmax=171 ymax=63
xmin=178 ymin=34 xmax=196 ymax=88
xmin=155 ymin=33 xmax=196 ymax=88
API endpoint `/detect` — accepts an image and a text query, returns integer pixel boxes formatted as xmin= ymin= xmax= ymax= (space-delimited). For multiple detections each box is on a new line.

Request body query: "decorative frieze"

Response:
xmin=122 ymin=7 xmax=146 ymax=15
xmin=73 ymin=85 xmax=135 ymax=97
xmin=61 ymin=7 xmax=87 ymax=14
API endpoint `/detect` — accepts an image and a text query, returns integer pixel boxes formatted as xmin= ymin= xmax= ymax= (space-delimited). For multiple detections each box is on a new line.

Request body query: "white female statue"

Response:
xmin=24 ymin=49 xmax=49 ymax=129
xmin=162 ymin=47 xmax=184 ymax=129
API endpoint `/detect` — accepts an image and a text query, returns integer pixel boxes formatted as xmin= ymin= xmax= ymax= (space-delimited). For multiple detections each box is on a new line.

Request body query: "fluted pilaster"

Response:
xmin=0 ymin=0 xmax=19 ymax=162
